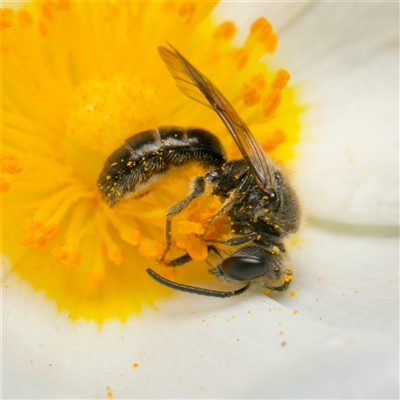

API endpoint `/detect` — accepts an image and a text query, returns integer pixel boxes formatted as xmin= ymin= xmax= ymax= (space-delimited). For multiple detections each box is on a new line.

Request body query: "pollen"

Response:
xmin=2 ymin=152 xmax=23 ymax=175
xmin=1 ymin=8 xmax=14 ymax=28
xmin=53 ymin=245 xmax=82 ymax=268
xmin=262 ymin=70 xmax=290 ymax=118
xmin=1 ymin=152 xmax=24 ymax=192
xmin=271 ymin=70 xmax=291 ymax=90
xmin=242 ymin=74 xmax=266 ymax=107
xmin=213 ymin=21 xmax=237 ymax=41
xmin=187 ymin=239 xmax=208 ymax=261
xmin=139 ymin=237 xmax=164 ymax=259
xmin=21 ymin=220 xmax=59 ymax=248
xmin=282 ymin=275 xmax=293 ymax=284
xmin=178 ymin=220 xmax=204 ymax=235
xmin=243 ymin=18 xmax=278 ymax=59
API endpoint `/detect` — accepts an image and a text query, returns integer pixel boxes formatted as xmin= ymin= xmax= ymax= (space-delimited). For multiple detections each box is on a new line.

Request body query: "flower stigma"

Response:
xmin=2 ymin=2 xmax=302 ymax=322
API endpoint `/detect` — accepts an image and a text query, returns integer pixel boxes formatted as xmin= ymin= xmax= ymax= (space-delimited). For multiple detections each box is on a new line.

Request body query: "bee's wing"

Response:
xmin=158 ymin=45 xmax=273 ymax=189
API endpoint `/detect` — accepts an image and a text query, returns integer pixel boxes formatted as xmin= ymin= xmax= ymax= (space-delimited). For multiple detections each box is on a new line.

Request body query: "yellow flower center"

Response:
xmin=2 ymin=2 xmax=303 ymax=323
xmin=66 ymin=75 xmax=159 ymax=154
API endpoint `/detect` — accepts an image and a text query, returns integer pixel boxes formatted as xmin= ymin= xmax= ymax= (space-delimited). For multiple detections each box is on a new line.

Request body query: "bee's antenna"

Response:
xmin=146 ymin=268 xmax=250 ymax=298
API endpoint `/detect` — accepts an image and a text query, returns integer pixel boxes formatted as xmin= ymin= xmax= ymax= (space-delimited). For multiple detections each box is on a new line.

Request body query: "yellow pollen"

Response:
xmin=1 ymin=152 xmax=24 ymax=192
xmin=53 ymin=245 xmax=82 ymax=268
xmin=213 ymin=21 xmax=236 ymax=41
xmin=2 ymin=152 xmax=23 ymax=174
xmin=52 ymin=201 xmax=92 ymax=267
xmin=249 ymin=18 xmax=278 ymax=53
xmin=17 ymin=9 xmax=33 ymax=27
xmin=281 ymin=275 xmax=293 ymax=284
xmin=21 ymin=220 xmax=58 ymax=248
xmin=139 ymin=237 xmax=164 ymax=259
xmin=178 ymin=3 xmax=196 ymax=24
xmin=262 ymin=69 xmax=290 ymax=119
xmin=1 ymin=8 xmax=14 ymax=28
xmin=242 ymin=74 xmax=266 ymax=106
xmin=21 ymin=185 xmax=94 ymax=248
xmin=261 ymin=129 xmax=287 ymax=152
xmin=177 ymin=220 xmax=204 ymax=235
xmin=187 ymin=239 xmax=208 ymax=261
xmin=272 ymin=69 xmax=291 ymax=89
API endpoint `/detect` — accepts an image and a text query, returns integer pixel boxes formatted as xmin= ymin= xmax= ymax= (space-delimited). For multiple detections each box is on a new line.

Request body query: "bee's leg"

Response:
xmin=162 ymin=245 xmax=220 ymax=267
xmin=205 ymin=232 xmax=258 ymax=247
xmin=202 ymin=172 xmax=252 ymax=239
xmin=205 ymin=234 xmax=283 ymax=258
xmin=159 ymin=176 xmax=206 ymax=263
xmin=163 ymin=252 xmax=193 ymax=267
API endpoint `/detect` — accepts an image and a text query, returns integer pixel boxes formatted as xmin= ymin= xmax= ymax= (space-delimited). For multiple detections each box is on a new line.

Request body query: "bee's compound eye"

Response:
xmin=221 ymin=257 xmax=269 ymax=281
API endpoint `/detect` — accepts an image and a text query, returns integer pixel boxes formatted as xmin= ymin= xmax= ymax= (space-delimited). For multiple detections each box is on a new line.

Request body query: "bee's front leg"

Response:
xmin=159 ymin=176 xmax=206 ymax=263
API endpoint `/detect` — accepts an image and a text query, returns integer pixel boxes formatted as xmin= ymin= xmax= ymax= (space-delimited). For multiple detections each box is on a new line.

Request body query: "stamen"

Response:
xmin=96 ymin=212 xmax=124 ymax=265
xmin=52 ymin=201 xmax=92 ymax=267
xmin=139 ymin=237 xmax=164 ymax=259
xmin=272 ymin=69 xmax=290 ymax=89
xmin=52 ymin=245 xmax=81 ymax=268
xmin=187 ymin=239 xmax=208 ymax=261
xmin=2 ymin=152 xmax=23 ymax=174
xmin=104 ymin=209 xmax=141 ymax=246
xmin=177 ymin=220 xmax=204 ymax=235
xmin=17 ymin=9 xmax=33 ymax=27
xmin=262 ymin=129 xmax=287 ymax=152
xmin=262 ymin=69 xmax=291 ymax=119
xmin=87 ymin=237 xmax=106 ymax=287
xmin=242 ymin=74 xmax=266 ymax=107
xmin=213 ymin=22 xmax=236 ymax=41
xmin=249 ymin=18 xmax=278 ymax=53
xmin=178 ymin=3 xmax=196 ymax=24
xmin=22 ymin=185 xmax=94 ymax=248
xmin=1 ymin=152 xmax=23 ymax=192
xmin=1 ymin=9 xmax=14 ymax=29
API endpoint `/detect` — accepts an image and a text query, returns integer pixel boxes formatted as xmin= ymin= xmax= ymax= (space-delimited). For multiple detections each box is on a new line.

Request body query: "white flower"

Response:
xmin=2 ymin=2 xmax=398 ymax=398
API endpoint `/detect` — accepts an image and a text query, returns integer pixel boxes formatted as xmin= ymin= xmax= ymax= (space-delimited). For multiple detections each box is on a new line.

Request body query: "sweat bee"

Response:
xmin=98 ymin=44 xmax=301 ymax=298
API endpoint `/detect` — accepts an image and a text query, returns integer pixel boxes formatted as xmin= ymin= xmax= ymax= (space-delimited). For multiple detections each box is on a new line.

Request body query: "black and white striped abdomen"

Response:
xmin=97 ymin=126 xmax=227 ymax=206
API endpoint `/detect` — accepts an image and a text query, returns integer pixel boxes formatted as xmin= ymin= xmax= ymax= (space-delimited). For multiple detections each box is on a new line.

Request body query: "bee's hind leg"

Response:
xmin=159 ymin=176 xmax=206 ymax=263
xmin=162 ymin=252 xmax=193 ymax=267
xmin=162 ymin=245 xmax=221 ymax=267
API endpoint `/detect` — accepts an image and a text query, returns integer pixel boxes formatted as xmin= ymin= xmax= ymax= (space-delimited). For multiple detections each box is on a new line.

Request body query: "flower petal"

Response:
xmin=3 ymin=2 xmax=399 ymax=399
xmin=270 ymin=2 xmax=399 ymax=226
xmin=3 ymin=222 xmax=399 ymax=398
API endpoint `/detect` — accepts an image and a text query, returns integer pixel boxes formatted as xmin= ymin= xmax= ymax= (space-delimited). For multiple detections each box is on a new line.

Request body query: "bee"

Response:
xmin=98 ymin=44 xmax=301 ymax=298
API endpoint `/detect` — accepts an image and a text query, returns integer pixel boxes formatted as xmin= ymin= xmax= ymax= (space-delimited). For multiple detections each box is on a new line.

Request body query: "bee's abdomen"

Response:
xmin=98 ymin=126 xmax=226 ymax=206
